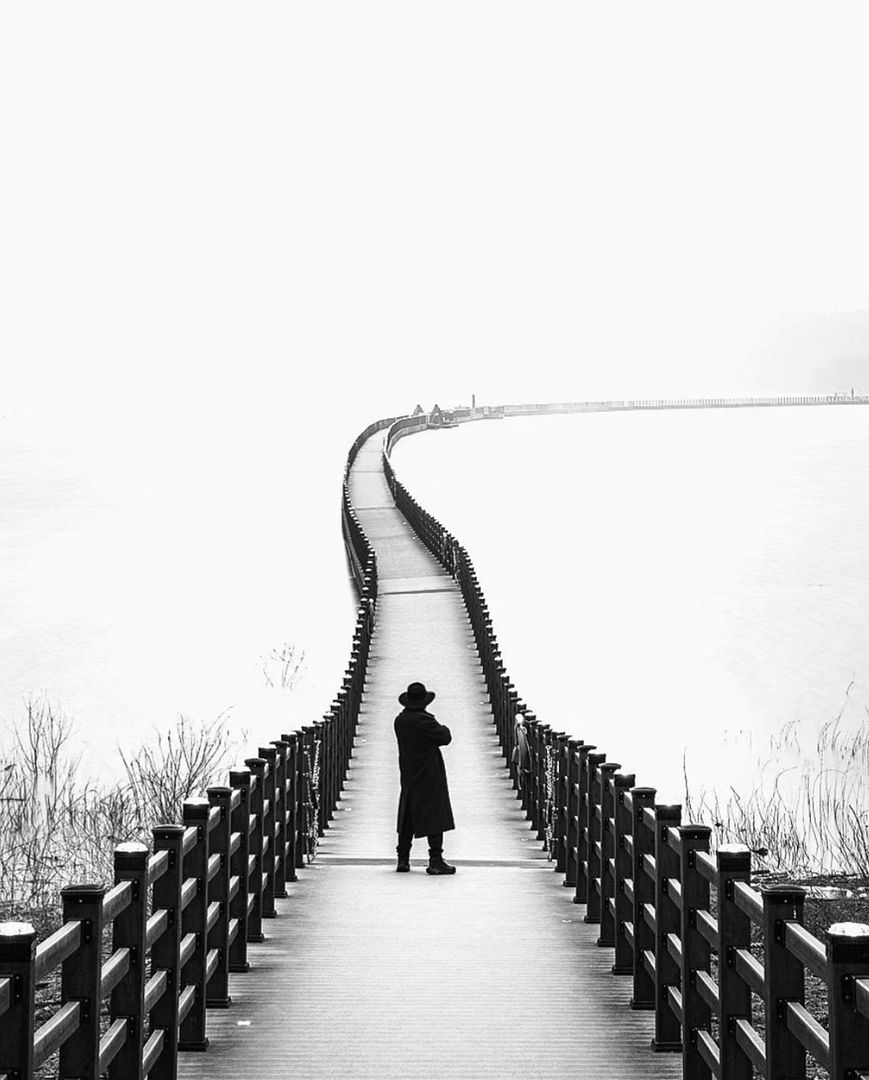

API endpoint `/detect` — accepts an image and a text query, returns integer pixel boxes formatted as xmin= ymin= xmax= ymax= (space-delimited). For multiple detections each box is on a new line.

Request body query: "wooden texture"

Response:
xmin=179 ymin=431 xmax=680 ymax=1080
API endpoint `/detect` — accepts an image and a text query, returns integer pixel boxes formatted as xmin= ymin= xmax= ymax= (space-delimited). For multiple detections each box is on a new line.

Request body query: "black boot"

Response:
xmin=426 ymin=854 xmax=456 ymax=875
xmin=396 ymin=849 xmax=411 ymax=873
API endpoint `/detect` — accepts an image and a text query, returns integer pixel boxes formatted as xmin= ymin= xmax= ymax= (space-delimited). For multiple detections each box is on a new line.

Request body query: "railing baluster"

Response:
xmin=257 ymin=747 xmax=278 ymax=920
xmin=563 ymin=739 xmax=581 ymax=888
xmin=679 ymin=825 xmax=712 ymax=1078
xmin=205 ymin=786 xmax=232 ymax=1008
xmin=109 ymin=843 xmax=150 ymax=1080
xmin=652 ymin=804 xmax=682 ymax=1052
xmin=270 ymin=739 xmax=290 ymax=899
xmin=585 ymin=757 xmax=613 ymax=925
xmin=280 ymin=732 xmax=302 ymax=876
xmin=762 ymin=885 xmax=807 ymax=1079
xmin=0 ymin=922 xmax=37 ymax=1079
xmin=229 ymin=768 xmax=252 ymax=972
xmin=611 ymin=774 xmax=635 ymax=975
xmin=629 ymin=787 xmax=656 ymax=1010
xmin=553 ymin=733 xmax=569 ymax=874
xmin=716 ymin=843 xmax=752 ymax=1080
xmin=312 ymin=722 xmax=326 ymax=837
xmin=150 ymin=824 xmax=185 ymax=1080
xmin=244 ymin=757 xmax=266 ymax=942
xmin=59 ymin=882 xmax=105 ymax=1080
xmin=596 ymin=762 xmax=622 ymax=945
xmin=574 ymin=746 xmax=599 ymax=906
xmin=179 ymin=797 xmax=210 ymax=1052
xmin=826 ymin=922 xmax=869 ymax=1080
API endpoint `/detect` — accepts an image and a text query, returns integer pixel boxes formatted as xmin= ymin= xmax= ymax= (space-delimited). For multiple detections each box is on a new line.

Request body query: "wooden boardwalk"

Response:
xmin=179 ymin=430 xmax=681 ymax=1080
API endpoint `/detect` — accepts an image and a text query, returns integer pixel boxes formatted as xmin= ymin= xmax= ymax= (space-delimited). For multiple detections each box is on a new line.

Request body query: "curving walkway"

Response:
xmin=179 ymin=429 xmax=680 ymax=1080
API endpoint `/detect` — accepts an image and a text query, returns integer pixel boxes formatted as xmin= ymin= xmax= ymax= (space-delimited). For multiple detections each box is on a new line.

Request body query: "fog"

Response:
xmin=2 ymin=4 xmax=868 ymax=768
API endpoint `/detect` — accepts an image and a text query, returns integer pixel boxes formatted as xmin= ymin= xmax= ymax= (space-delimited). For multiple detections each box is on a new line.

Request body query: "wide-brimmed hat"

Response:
xmin=399 ymin=681 xmax=436 ymax=708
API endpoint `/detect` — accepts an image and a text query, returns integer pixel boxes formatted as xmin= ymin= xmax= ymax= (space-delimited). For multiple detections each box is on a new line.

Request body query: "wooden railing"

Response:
xmin=382 ymin=410 xmax=869 ymax=1080
xmin=0 ymin=420 xmax=388 ymax=1080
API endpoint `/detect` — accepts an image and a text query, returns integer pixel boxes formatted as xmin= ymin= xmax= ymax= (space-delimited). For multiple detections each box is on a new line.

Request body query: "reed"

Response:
xmin=0 ymin=696 xmax=240 ymax=917
xmin=683 ymin=701 xmax=869 ymax=878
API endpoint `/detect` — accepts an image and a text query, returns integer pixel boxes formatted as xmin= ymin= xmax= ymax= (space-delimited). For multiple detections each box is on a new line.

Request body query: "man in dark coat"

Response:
xmin=394 ymin=681 xmax=456 ymax=875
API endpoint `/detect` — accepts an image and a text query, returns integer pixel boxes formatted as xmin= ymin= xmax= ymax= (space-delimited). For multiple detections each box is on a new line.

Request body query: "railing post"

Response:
xmin=573 ymin=745 xmax=599 ymax=905
xmin=244 ymin=757 xmax=266 ymax=942
xmin=256 ymin=747 xmax=278 ymax=919
xmin=716 ymin=844 xmax=752 ymax=1080
xmin=0 ymin=921 xmax=37 ymax=1080
xmin=652 ymin=804 xmax=682 ymax=1052
xmin=59 ymin=882 xmax=106 ymax=1080
xmin=523 ymin=713 xmax=539 ymax=826
xmin=563 ymin=739 xmax=581 ymax=887
xmin=629 ymin=788 xmax=657 ymax=1011
xmin=585 ymin=758 xmax=617 ymax=925
xmin=826 ymin=922 xmax=869 ymax=1080
xmin=150 ymin=824 xmax=185 ymax=1080
xmin=679 ymin=825 xmax=712 ymax=1078
xmin=229 ymin=768 xmax=251 ymax=972
xmin=270 ymin=740 xmax=290 ymax=898
xmin=323 ymin=707 xmax=338 ymax=820
xmin=761 ymin=884 xmax=807 ymax=1080
xmin=596 ymin=762 xmax=623 ymax=945
xmin=205 ymin=786 xmax=232 ymax=1008
xmin=109 ymin=843 xmax=150 ymax=1080
xmin=179 ymin=797 xmax=210 ymax=1052
xmin=293 ymin=731 xmax=306 ymax=869
xmin=553 ymin=733 xmax=569 ymax=873
xmin=312 ymin=722 xmax=326 ymax=836
xmin=280 ymin=732 xmax=301 ymax=876
xmin=611 ymin=773 xmax=635 ymax=975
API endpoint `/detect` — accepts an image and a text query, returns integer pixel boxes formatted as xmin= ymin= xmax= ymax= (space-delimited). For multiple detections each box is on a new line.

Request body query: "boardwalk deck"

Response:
xmin=179 ymin=430 xmax=681 ymax=1080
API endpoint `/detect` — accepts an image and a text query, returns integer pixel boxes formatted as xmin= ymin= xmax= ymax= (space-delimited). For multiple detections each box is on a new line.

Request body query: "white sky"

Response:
xmin=2 ymin=4 xmax=869 ymax=768
xmin=2 ymin=2 xmax=869 ymax=435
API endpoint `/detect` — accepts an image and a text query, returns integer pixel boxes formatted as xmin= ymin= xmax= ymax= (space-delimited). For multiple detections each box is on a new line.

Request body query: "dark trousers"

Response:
xmin=397 ymin=811 xmax=443 ymax=859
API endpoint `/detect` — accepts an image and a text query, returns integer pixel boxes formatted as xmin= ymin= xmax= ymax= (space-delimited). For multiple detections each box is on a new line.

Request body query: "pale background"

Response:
xmin=2 ymin=3 xmax=868 ymax=774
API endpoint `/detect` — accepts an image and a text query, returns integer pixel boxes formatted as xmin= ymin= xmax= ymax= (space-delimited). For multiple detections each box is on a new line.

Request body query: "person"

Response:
xmin=393 ymin=681 xmax=456 ymax=875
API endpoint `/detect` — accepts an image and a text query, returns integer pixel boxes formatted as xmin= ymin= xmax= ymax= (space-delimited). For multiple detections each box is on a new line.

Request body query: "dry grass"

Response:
xmin=0 ymin=696 xmax=241 ymax=921
xmin=683 ymin=697 xmax=869 ymax=878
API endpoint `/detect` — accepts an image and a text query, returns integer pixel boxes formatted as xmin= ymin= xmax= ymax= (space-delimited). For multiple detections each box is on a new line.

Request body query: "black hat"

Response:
xmin=399 ymin=681 xmax=436 ymax=708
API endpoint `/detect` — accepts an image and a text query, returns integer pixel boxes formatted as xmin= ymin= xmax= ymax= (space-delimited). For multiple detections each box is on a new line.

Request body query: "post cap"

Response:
xmin=153 ymin=824 xmax=186 ymax=840
xmin=761 ymin=883 xmax=807 ymax=906
xmin=716 ymin=844 xmax=751 ymax=871
xmin=114 ymin=841 xmax=150 ymax=869
xmin=183 ymin=796 xmax=211 ymax=822
xmin=0 ymin=921 xmax=37 ymax=959
xmin=0 ymin=921 xmax=36 ymax=938
xmin=60 ymin=882 xmax=107 ymax=899
xmin=630 ymin=785 xmax=656 ymax=799
xmin=826 ymin=922 xmax=869 ymax=964
xmin=679 ymin=824 xmax=712 ymax=842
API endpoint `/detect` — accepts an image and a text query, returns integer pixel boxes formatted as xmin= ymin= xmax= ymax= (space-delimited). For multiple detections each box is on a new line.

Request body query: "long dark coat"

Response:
xmin=394 ymin=706 xmax=455 ymax=837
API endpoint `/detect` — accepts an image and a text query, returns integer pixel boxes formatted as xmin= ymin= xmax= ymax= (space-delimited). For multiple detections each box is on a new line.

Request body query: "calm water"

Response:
xmin=393 ymin=406 xmax=869 ymax=805
xmin=0 ymin=416 xmax=358 ymax=777
xmin=4 ymin=403 xmax=869 ymax=818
